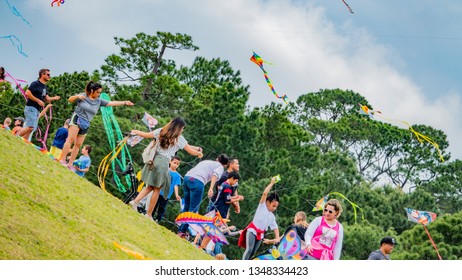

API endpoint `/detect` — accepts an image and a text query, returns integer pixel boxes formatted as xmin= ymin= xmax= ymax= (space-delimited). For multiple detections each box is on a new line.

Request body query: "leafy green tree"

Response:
xmin=421 ymin=159 xmax=462 ymax=213
xmin=100 ymin=32 xmax=198 ymax=100
xmin=394 ymin=211 xmax=462 ymax=260
xmin=174 ymin=56 xmax=248 ymax=95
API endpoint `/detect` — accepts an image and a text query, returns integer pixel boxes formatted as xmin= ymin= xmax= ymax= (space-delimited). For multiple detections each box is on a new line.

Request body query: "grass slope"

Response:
xmin=0 ymin=129 xmax=212 ymax=260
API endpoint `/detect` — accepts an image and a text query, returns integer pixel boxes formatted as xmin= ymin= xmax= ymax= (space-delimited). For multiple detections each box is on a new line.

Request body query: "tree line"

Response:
xmin=1 ymin=31 xmax=460 ymax=260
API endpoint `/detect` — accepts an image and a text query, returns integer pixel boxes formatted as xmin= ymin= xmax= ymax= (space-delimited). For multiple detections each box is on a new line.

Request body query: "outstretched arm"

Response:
xmin=260 ymin=176 xmax=277 ymax=204
xmin=184 ymin=144 xmax=203 ymax=158
xmin=107 ymin=100 xmax=134 ymax=107
xmin=130 ymin=130 xmax=154 ymax=139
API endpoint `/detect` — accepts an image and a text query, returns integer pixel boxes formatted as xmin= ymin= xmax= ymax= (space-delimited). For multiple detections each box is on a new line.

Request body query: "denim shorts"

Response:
xmin=24 ymin=106 xmax=39 ymax=129
xmin=69 ymin=113 xmax=89 ymax=135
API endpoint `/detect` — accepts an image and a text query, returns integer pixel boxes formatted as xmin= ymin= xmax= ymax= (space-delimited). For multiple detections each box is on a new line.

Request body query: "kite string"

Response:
xmin=423 ymin=225 xmax=442 ymax=260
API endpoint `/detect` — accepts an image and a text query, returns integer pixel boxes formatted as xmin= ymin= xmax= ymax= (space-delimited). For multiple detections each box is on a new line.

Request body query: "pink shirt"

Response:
xmin=306 ymin=216 xmax=343 ymax=260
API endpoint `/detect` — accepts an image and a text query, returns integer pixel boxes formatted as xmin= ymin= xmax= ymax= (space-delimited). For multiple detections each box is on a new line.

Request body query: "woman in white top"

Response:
xmin=129 ymin=117 xmax=203 ymax=220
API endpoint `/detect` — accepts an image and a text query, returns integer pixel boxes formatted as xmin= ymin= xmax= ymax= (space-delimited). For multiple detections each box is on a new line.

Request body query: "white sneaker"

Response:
xmin=144 ymin=214 xmax=154 ymax=221
xmin=128 ymin=200 xmax=138 ymax=211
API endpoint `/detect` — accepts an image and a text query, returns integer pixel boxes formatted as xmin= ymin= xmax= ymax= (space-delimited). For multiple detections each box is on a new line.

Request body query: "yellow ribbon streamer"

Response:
xmin=113 ymin=241 xmax=152 ymax=260
xmin=97 ymin=138 xmax=128 ymax=191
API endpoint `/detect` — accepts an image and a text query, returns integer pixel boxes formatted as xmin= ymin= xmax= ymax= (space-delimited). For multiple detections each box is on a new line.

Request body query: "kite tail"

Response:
xmin=97 ymin=138 xmax=127 ymax=191
xmin=423 ymin=226 xmax=443 ymax=260
xmin=4 ymin=71 xmax=28 ymax=100
xmin=113 ymin=242 xmax=152 ymax=260
xmin=329 ymin=192 xmax=365 ymax=223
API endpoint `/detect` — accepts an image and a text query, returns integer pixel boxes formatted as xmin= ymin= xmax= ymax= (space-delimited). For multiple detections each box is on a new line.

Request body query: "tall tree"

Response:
xmin=100 ymin=32 xmax=198 ymax=100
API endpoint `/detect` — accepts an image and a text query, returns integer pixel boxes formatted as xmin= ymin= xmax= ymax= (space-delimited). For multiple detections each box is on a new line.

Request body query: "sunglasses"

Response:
xmin=45 ymin=74 xmax=51 ymax=77
xmin=324 ymin=208 xmax=335 ymax=214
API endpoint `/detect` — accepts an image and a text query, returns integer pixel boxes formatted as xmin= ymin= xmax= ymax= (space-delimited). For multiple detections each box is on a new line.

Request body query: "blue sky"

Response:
xmin=2 ymin=0 xmax=462 ymax=160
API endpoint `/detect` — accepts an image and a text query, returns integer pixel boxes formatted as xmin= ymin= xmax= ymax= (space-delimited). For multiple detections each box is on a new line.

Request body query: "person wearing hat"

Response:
xmin=11 ymin=117 xmax=25 ymax=135
xmin=368 ymin=237 xmax=397 ymax=260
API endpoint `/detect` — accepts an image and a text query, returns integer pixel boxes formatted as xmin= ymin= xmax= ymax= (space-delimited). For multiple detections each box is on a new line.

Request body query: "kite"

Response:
xmin=127 ymin=134 xmax=144 ymax=147
xmin=341 ymin=0 xmax=354 ymax=14
xmin=4 ymin=0 xmax=32 ymax=27
xmin=362 ymin=107 xmax=445 ymax=162
xmin=141 ymin=112 xmax=158 ymax=131
xmin=250 ymin=51 xmax=289 ymax=104
xmin=312 ymin=195 xmax=329 ymax=211
xmin=0 ymin=35 xmax=28 ymax=57
xmin=312 ymin=192 xmax=364 ymax=223
xmin=358 ymin=103 xmax=381 ymax=119
xmin=405 ymin=208 xmax=442 ymax=260
xmin=405 ymin=208 xmax=436 ymax=226
xmin=254 ymin=229 xmax=307 ymax=260
xmin=51 ymin=0 xmax=65 ymax=6
xmin=3 ymin=71 xmax=28 ymax=100
xmin=99 ymin=93 xmax=133 ymax=193
xmin=175 ymin=211 xmax=229 ymax=245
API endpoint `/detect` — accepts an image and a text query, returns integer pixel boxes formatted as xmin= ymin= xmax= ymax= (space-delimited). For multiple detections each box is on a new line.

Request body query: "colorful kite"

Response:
xmin=312 ymin=195 xmax=329 ymax=211
xmin=3 ymin=70 xmax=28 ymax=100
xmin=141 ymin=112 xmax=158 ymax=131
xmin=0 ymin=35 xmax=28 ymax=57
xmin=175 ymin=211 xmax=229 ymax=245
xmin=4 ymin=0 xmax=32 ymax=27
xmin=405 ymin=208 xmax=437 ymax=226
xmin=363 ymin=108 xmax=445 ymax=162
xmin=99 ymin=93 xmax=133 ymax=193
xmin=405 ymin=208 xmax=442 ymax=260
xmin=250 ymin=51 xmax=289 ymax=104
xmin=51 ymin=0 xmax=65 ymax=6
xmin=254 ymin=229 xmax=307 ymax=260
xmin=312 ymin=192 xmax=364 ymax=223
xmin=358 ymin=103 xmax=381 ymax=119
xmin=341 ymin=0 xmax=354 ymax=14
xmin=127 ymin=134 xmax=144 ymax=147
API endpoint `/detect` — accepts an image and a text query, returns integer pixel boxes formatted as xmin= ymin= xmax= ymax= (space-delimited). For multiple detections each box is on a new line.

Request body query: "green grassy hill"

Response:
xmin=0 ymin=129 xmax=212 ymax=260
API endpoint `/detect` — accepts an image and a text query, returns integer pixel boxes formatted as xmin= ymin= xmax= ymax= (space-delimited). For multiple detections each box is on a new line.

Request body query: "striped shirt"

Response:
xmin=151 ymin=128 xmax=188 ymax=159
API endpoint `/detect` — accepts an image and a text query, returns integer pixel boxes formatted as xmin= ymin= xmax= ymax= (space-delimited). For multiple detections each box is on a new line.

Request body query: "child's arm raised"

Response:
xmin=260 ymin=176 xmax=277 ymax=204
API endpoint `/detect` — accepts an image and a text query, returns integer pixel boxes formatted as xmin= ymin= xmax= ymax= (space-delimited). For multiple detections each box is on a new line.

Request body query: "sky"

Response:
xmin=1 ymin=0 xmax=462 ymax=160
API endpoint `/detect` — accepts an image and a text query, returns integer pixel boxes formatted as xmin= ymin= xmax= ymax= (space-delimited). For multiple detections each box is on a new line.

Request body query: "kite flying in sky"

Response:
xmin=341 ymin=0 xmax=354 ymax=14
xmin=0 ymin=35 xmax=28 ymax=57
xmin=51 ymin=0 xmax=65 ymax=7
xmin=250 ymin=51 xmax=289 ymax=104
xmin=358 ymin=104 xmax=445 ymax=162
xmin=4 ymin=0 xmax=32 ymax=27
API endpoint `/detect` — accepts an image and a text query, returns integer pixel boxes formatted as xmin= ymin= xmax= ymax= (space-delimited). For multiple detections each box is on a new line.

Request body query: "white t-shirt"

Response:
xmin=185 ymin=160 xmax=224 ymax=185
xmin=248 ymin=202 xmax=278 ymax=239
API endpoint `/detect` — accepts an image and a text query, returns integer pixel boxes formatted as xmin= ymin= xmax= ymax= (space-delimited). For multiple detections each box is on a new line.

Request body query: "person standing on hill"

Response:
xmin=239 ymin=176 xmax=280 ymax=260
xmin=58 ymin=81 xmax=134 ymax=169
xmin=19 ymin=69 xmax=60 ymax=140
xmin=128 ymin=117 xmax=203 ymax=221
xmin=303 ymin=199 xmax=344 ymax=260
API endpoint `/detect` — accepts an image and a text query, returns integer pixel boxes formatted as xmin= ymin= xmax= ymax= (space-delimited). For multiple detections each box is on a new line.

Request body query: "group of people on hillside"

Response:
xmin=1 ymin=67 xmax=133 ymax=177
xmin=1 ymin=66 xmax=397 ymax=260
